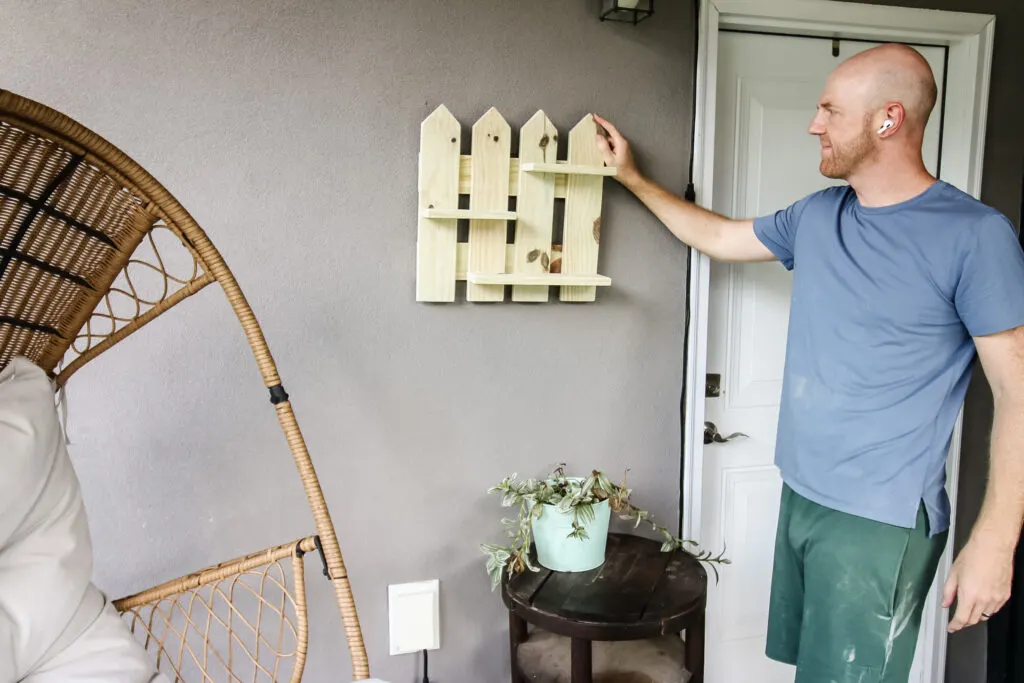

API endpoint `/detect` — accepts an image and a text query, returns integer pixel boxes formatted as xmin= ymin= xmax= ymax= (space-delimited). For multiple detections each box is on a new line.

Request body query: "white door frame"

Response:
xmin=681 ymin=2 xmax=996 ymax=681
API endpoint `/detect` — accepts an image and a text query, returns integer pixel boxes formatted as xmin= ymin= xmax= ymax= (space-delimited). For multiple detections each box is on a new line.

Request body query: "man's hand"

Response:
xmin=943 ymin=536 xmax=1014 ymax=632
xmin=593 ymin=114 xmax=642 ymax=188
xmin=946 ymin=325 xmax=1024 ymax=633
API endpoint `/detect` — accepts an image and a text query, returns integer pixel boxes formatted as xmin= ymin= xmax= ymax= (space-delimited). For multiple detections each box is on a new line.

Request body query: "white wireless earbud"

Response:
xmin=878 ymin=119 xmax=895 ymax=134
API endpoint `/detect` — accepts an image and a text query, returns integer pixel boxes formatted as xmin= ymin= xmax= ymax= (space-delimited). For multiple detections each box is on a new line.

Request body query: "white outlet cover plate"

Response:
xmin=388 ymin=579 xmax=440 ymax=655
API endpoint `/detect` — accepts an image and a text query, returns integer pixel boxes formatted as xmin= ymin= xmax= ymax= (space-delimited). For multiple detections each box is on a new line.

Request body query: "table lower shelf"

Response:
xmin=514 ymin=626 xmax=693 ymax=683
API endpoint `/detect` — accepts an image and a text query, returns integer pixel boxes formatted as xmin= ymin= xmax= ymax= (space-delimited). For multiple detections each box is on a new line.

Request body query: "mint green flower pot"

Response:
xmin=531 ymin=499 xmax=611 ymax=572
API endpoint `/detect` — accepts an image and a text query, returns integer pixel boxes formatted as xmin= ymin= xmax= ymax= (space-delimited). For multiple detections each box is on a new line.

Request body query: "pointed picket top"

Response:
xmin=514 ymin=111 xmax=558 ymax=303
xmin=568 ymin=113 xmax=603 ymax=166
xmin=519 ymin=110 xmax=559 ymax=164
xmin=417 ymin=104 xmax=461 ymax=302
xmin=562 ymin=113 xmax=605 ymax=303
xmin=421 ymin=104 xmax=460 ymax=138
xmin=469 ymin=107 xmax=511 ymax=212
xmin=472 ymin=107 xmax=511 ymax=147
xmin=419 ymin=104 xmax=461 ymax=195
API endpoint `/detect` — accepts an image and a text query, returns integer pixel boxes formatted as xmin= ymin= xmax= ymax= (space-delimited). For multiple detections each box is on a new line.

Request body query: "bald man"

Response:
xmin=595 ymin=43 xmax=1024 ymax=682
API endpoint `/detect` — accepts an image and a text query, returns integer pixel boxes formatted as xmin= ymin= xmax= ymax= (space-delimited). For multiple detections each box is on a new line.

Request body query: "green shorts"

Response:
xmin=767 ymin=484 xmax=947 ymax=683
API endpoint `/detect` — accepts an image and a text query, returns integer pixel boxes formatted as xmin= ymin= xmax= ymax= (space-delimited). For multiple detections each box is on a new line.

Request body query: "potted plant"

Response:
xmin=481 ymin=464 xmax=728 ymax=589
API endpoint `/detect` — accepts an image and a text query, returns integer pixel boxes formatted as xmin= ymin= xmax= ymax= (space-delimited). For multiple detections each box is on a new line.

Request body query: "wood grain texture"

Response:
xmin=466 ymin=107 xmax=511 ymax=302
xmin=513 ymin=111 xmax=558 ymax=302
xmin=560 ymin=115 xmax=605 ymax=302
xmin=459 ymin=157 xmax=570 ymax=198
xmin=521 ymin=162 xmax=616 ymax=176
xmin=467 ymin=272 xmax=609 ymax=287
xmin=415 ymin=105 xmax=461 ymax=301
xmin=422 ymin=208 xmax=516 ymax=220
xmin=456 ymin=244 xmax=561 ymax=281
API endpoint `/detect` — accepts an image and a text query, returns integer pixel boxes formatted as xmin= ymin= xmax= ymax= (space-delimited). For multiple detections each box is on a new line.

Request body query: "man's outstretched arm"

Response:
xmin=594 ymin=113 xmax=776 ymax=263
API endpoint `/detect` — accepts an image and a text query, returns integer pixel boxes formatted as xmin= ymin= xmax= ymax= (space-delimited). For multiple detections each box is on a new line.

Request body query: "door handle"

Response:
xmin=704 ymin=421 xmax=748 ymax=445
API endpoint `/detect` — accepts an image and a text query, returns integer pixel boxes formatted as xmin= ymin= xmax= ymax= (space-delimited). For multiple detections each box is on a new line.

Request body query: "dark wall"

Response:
xmin=838 ymin=2 xmax=1024 ymax=681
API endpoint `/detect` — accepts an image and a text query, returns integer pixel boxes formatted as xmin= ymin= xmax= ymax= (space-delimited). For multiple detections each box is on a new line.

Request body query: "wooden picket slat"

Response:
xmin=560 ymin=115 xmax=605 ymax=302
xmin=416 ymin=105 xmax=461 ymax=302
xmin=466 ymin=108 xmax=512 ymax=302
xmin=512 ymin=111 xmax=559 ymax=302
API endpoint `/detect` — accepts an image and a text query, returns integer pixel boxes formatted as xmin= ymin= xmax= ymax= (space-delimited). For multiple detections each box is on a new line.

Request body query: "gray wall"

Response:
xmin=2 ymin=2 xmax=693 ymax=681
xmin=841 ymin=1 xmax=1024 ymax=681
xmin=4 ymin=0 xmax=1020 ymax=681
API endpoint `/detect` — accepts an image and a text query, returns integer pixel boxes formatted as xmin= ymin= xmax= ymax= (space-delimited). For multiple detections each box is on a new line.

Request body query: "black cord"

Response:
xmin=678 ymin=0 xmax=701 ymax=539
xmin=422 ymin=649 xmax=429 ymax=683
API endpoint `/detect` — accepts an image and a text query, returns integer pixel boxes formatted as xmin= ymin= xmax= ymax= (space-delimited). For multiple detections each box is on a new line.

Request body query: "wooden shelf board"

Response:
xmin=466 ymin=272 xmax=611 ymax=287
xmin=423 ymin=208 xmax=517 ymax=220
xmin=520 ymin=162 xmax=617 ymax=177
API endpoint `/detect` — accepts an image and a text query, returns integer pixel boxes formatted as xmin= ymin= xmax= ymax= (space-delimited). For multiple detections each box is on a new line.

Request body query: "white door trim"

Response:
xmin=681 ymin=2 xmax=996 ymax=682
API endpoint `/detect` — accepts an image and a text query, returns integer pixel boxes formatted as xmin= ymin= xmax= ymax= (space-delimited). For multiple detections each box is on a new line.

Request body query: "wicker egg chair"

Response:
xmin=0 ymin=89 xmax=372 ymax=682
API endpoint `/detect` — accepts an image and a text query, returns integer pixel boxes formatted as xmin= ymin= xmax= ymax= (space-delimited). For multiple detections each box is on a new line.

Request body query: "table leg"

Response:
xmin=685 ymin=614 xmax=706 ymax=683
xmin=508 ymin=611 xmax=528 ymax=683
xmin=571 ymin=637 xmax=593 ymax=683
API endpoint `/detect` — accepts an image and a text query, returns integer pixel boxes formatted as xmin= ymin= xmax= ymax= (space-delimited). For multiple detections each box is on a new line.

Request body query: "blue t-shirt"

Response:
xmin=754 ymin=180 xmax=1024 ymax=535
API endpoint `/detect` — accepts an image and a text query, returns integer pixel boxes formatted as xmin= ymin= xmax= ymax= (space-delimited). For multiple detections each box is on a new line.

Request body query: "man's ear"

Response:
xmin=878 ymin=103 xmax=906 ymax=136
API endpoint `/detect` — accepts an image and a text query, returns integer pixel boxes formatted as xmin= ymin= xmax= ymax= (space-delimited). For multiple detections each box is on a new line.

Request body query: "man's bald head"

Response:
xmin=831 ymin=43 xmax=938 ymax=130
xmin=810 ymin=43 xmax=938 ymax=180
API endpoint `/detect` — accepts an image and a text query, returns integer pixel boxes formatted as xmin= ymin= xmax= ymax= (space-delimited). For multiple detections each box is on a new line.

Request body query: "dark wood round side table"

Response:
xmin=502 ymin=532 xmax=708 ymax=683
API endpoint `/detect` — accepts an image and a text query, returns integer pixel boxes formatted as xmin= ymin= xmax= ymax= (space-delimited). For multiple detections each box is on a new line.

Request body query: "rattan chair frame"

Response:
xmin=117 ymin=537 xmax=317 ymax=683
xmin=0 ymin=89 xmax=369 ymax=680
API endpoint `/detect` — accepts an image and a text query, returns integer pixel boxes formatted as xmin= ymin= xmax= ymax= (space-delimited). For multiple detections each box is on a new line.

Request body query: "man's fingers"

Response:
xmin=967 ymin=602 xmax=987 ymax=628
xmin=942 ymin=573 xmax=958 ymax=609
xmin=593 ymin=113 xmax=625 ymax=146
xmin=948 ymin=594 xmax=974 ymax=633
xmin=594 ymin=134 xmax=615 ymax=165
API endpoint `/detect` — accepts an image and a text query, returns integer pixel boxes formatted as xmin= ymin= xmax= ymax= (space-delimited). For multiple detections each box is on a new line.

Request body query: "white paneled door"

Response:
xmin=701 ymin=31 xmax=945 ymax=683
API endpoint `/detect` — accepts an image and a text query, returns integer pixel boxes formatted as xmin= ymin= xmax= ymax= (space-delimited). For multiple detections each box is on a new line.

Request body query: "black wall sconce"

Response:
xmin=600 ymin=0 xmax=654 ymax=25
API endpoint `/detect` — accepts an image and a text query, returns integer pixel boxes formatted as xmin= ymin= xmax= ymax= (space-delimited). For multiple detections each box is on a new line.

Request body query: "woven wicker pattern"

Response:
xmin=0 ymin=89 xmax=370 ymax=680
xmin=58 ymin=222 xmax=214 ymax=380
xmin=117 ymin=538 xmax=314 ymax=683
xmin=72 ymin=224 xmax=202 ymax=355
xmin=0 ymin=118 xmax=155 ymax=373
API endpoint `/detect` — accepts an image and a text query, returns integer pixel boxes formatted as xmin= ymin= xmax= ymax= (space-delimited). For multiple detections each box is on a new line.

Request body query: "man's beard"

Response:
xmin=820 ymin=125 xmax=877 ymax=179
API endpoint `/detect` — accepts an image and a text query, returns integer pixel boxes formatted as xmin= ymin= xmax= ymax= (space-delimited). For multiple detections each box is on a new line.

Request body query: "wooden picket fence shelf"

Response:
xmin=416 ymin=105 xmax=614 ymax=303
